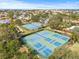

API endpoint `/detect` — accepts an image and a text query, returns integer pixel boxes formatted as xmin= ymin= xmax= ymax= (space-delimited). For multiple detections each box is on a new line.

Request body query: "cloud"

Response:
xmin=0 ymin=0 xmax=79 ymax=9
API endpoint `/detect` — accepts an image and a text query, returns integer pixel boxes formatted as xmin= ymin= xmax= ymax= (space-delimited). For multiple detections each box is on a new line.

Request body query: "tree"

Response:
xmin=31 ymin=14 xmax=41 ymax=22
xmin=15 ymin=19 xmax=22 ymax=25
xmin=16 ymin=52 xmax=28 ymax=59
xmin=49 ymin=45 xmax=71 ymax=59
xmin=0 ymin=39 xmax=21 ymax=59
xmin=61 ymin=51 xmax=79 ymax=59
xmin=8 ymin=11 xmax=14 ymax=24
xmin=69 ymin=13 xmax=79 ymax=20
xmin=0 ymin=24 xmax=10 ymax=40
xmin=8 ymin=11 xmax=14 ymax=19
xmin=49 ymin=14 xmax=63 ymax=30
xmin=71 ymin=32 xmax=79 ymax=43
xmin=31 ymin=13 xmax=49 ymax=22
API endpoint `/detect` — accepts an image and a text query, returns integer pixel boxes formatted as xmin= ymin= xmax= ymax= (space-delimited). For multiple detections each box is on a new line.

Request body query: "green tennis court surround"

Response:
xmin=22 ymin=30 xmax=70 ymax=58
xmin=22 ymin=22 xmax=42 ymax=30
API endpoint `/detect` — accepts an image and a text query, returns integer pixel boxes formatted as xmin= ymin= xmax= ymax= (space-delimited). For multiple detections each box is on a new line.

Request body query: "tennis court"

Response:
xmin=22 ymin=22 xmax=42 ymax=30
xmin=22 ymin=30 xmax=70 ymax=58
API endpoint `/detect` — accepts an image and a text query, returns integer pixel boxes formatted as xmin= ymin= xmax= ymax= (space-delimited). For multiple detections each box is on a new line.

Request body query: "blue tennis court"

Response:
xmin=22 ymin=22 xmax=42 ymax=30
xmin=53 ymin=42 xmax=62 ymax=47
xmin=53 ymin=33 xmax=69 ymax=41
xmin=31 ymin=22 xmax=42 ymax=27
xmin=22 ymin=30 xmax=70 ymax=58
xmin=39 ymin=47 xmax=53 ymax=57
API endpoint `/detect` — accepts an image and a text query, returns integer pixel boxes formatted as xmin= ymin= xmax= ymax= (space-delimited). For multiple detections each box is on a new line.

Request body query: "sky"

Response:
xmin=0 ymin=0 xmax=79 ymax=9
